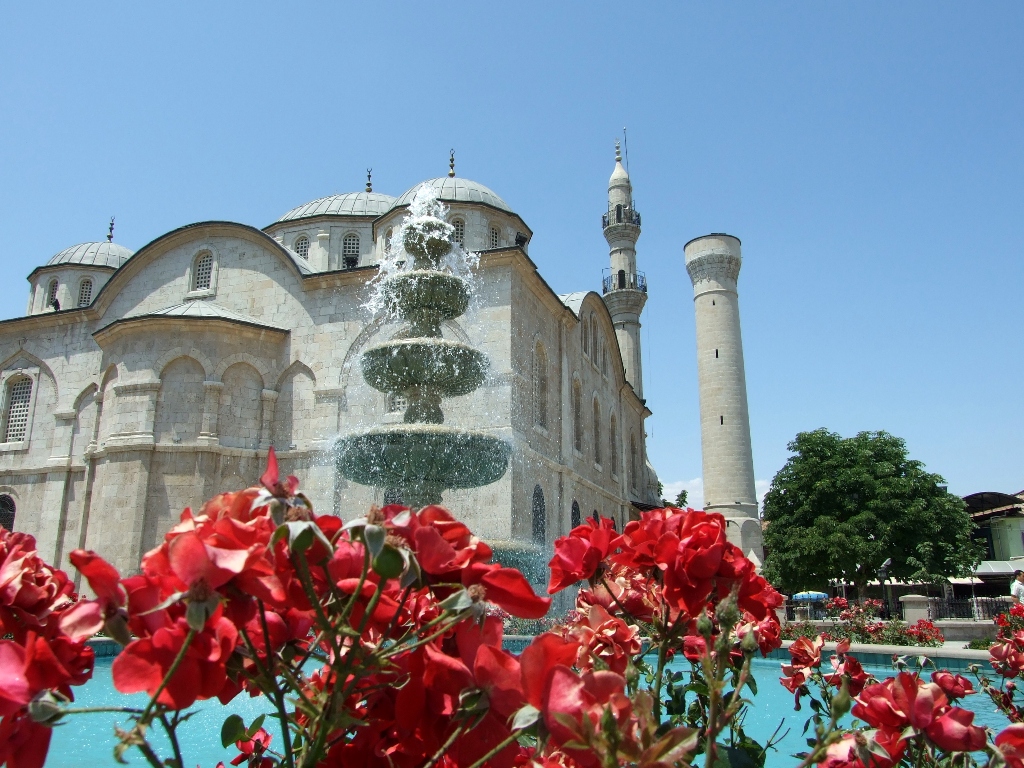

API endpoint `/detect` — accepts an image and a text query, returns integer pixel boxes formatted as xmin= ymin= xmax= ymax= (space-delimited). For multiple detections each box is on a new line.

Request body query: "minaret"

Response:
xmin=601 ymin=141 xmax=647 ymax=398
xmin=684 ymin=234 xmax=763 ymax=559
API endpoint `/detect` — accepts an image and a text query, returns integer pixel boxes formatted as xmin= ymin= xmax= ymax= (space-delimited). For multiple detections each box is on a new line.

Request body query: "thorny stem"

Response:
xmin=259 ymin=599 xmax=297 ymax=768
xmin=159 ymin=712 xmax=184 ymax=768
xmin=651 ymin=602 xmax=672 ymax=723
xmin=464 ymin=729 xmax=521 ymax=768
xmin=59 ymin=706 xmax=146 ymax=716
xmin=238 ymin=628 xmax=313 ymax=743
xmin=294 ymin=553 xmax=342 ymax=658
xmin=422 ymin=725 xmax=467 ymax=768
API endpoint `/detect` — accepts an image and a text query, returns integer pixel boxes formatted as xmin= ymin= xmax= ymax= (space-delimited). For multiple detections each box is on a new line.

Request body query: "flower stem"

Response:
xmin=258 ymin=599 xmax=297 ymax=768
xmin=139 ymin=628 xmax=196 ymax=725
xmin=159 ymin=712 xmax=184 ymax=768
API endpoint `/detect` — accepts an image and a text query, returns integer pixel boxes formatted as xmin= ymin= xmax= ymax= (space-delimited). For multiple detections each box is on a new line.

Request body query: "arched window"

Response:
xmin=591 ymin=318 xmax=598 ymax=361
xmin=532 ymin=485 xmax=546 ymax=545
xmin=0 ymin=495 xmax=13 ymax=531
xmin=602 ymin=343 xmax=609 ymax=376
xmin=615 ymin=203 xmax=623 ymax=223
xmin=193 ymin=252 xmax=213 ymax=291
xmin=490 ymin=226 xmax=500 ymax=248
xmin=572 ymin=380 xmax=583 ymax=452
xmin=609 ymin=414 xmax=618 ymax=473
xmin=618 ymin=269 xmax=626 ymax=289
xmin=46 ymin=280 xmax=59 ymax=309
xmin=293 ymin=236 xmax=310 ymax=260
xmin=534 ymin=342 xmax=548 ymax=429
xmin=384 ymin=228 xmax=394 ymax=253
xmin=452 ymin=219 xmax=465 ymax=244
xmin=629 ymin=433 xmax=638 ymax=490
xmin=571 ymin=500 xmax=581 ymax=529
xmin=593 ymin=398 xmax=602 ymax=465
xmin=4 ymin=377 xmax=32 ymax=443
xmin=77 ymin=279 xmax=93 ymax=307
xmin=582 ymin=321 xmax=589 ymax=356
xmin=343 ymin=234 xmax=360 ymax=268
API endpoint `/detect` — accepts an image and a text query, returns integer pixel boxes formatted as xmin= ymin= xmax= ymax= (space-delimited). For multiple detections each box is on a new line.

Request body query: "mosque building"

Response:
xmin=0 ymin=150 xmax=668 ymax=578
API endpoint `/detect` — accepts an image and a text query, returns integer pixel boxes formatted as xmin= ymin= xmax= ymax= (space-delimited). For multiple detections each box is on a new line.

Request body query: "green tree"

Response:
xmin=762 ymin=429 xmax=982 ymax=597
xmin=661 ymin=489 xmax=688 ymax=508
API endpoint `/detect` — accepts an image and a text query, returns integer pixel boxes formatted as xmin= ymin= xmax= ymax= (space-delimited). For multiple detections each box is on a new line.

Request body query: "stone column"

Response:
xmin=34 ymin=409 xmax=78 ymax=564
xmin=259 ymin=389 xmax=278 ymax=450
xmin=198 ymin=381 xmax=223 ymax=445
xmin=900 ymin=594 xmax=930 ymax=623
xmin=316 ymin=230 xmax=331 ymax=272
xmin=684 ymin=234 xmax=761 ymax=559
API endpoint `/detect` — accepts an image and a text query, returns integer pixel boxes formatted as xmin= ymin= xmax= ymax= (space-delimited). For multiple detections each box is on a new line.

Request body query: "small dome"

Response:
xmin=391 ymin=177 xmax=512 ymax=213
xmin=277 ymin=191 xmax=397 ymax=222
xmin=47 ymin=241 xmax=134 ymax=269
xmin=610 ymin=160 xmax=630 ymax=186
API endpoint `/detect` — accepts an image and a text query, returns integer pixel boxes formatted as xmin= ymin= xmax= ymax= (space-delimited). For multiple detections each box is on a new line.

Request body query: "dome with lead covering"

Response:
xmin=277 ymin=192 xmax=397 ymax=222
xmin=47 ymin=241 xmax=134 ymax=269
xmin=392 ymin=178 xmax=512 ymax=213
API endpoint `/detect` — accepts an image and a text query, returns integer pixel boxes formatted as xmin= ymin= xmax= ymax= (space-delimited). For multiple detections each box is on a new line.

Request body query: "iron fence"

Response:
xmin=927 ymin=597 xmax=1012 ymax=621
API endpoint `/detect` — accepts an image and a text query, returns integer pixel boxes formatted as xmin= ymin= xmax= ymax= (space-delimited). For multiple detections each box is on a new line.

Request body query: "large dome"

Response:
xmin=47 ymin=241 xmax=134 ymax=269
xmin=277 ymin=191 xmax=397 ymax=222
xmin=392 ymin=177 xmax=512 ymax=213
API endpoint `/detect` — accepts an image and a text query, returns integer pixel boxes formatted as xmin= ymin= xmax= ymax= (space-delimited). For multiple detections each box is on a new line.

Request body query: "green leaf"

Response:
xmin=372 ymin=545 xmax=405 ymax=579
xmin=364 ymin=524 xmax=386 ymax=557
xmin=221 ymin=714 xmax=246 ymax=748
xmin=245 ymin=714 xmax=266 ymax=738
xmin=511 ymin=704 xmax=540 ymax=731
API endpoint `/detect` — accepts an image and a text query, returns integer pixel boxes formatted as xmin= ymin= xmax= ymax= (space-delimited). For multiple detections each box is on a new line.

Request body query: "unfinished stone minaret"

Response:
xmin=601 ymin=141 xmax=647 ymax=397
xmin=684 ymin=234 xmax=763 ymax=559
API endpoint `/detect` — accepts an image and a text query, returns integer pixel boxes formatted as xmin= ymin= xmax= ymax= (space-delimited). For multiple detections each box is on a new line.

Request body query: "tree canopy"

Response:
xmin=762 ymin=429 xmax=981 ymax=595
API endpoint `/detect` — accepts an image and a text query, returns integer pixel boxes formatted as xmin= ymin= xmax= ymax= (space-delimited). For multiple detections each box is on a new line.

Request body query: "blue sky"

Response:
xmin=1 ymin=2 xmax=1021 ymax=505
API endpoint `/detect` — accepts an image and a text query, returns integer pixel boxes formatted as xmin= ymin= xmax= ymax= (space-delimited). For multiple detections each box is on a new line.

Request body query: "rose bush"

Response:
xmin=0 ymin=454 xmax=1020 ymax=768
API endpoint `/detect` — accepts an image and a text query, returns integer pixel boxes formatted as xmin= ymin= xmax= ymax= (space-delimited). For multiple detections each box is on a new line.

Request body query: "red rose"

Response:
xmin=931 ymin=670 xmax=976 ymax=699
xmin=996 ymin=724 xmax=1024 ymax=768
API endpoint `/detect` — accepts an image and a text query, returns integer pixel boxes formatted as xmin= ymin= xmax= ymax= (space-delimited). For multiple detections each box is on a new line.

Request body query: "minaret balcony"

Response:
xmin=601 ymin=205 xmax=641 ymax=228
xmin=602 ymin=268 xmax=647 ymax=294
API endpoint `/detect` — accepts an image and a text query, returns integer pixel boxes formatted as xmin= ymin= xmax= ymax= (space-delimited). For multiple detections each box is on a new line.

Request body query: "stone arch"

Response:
xmin=213 ymin=353 xmax=271 ymax=385
xmin=592 ymin=396 xmax=602 ymax=466
xmin=441 ymin=319 xmax=471 ymax=345
xmin=154 ymin=347 xmax=213 ymax=379
xmin=96 ymin=365 xmax=120 ymax=444
xmin=71 ymin=383 xmax=99 ymax=459
xmin=0 ymin=349 xmax=59 ymax=405
xmin=218 ymin=362 xmax=264 ymax=449
xmin=155 ymin=356 xmax=206 ymax=444
xmin=273 ymin=361 xmax=317 ymax=448
xmin=570 ymin=500 xmax=581 ymax=529
xmin=338 ymin=315 xmax=386 ymax=394
xmin=531 ymin=485 xmax=546 ymax=545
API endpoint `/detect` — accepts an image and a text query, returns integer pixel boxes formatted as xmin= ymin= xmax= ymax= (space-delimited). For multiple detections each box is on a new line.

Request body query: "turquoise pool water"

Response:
xmin=46 ymin=657 xmax=1007 ymax=766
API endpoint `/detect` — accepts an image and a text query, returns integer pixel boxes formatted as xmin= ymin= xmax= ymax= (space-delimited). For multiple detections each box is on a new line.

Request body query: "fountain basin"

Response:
xmin=361 ymin=338 xmax=487 ymax=397
xmin=382 ymin=271 xmax=469 ymax=328
xmin=336 ymin=425 xmax=510 ymax=506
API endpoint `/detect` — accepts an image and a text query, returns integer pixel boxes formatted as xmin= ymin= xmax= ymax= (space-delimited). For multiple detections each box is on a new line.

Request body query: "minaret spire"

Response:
xmin=448 ymin=149 xmax=456 ymax=178
xmin=366 ymin=169 xmax=373 ymax=193
xmin=601 ymin=139 xmax=647 ymax=398
xmin=107 ymin=217 xmax=115 ymax=242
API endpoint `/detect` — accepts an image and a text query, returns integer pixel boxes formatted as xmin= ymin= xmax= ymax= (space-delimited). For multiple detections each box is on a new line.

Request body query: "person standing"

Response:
xmin=1012 ymin=570 xmax=1024 ymax=604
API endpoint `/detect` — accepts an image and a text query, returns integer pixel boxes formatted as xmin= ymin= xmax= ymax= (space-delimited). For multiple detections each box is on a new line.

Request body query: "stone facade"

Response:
xmin=0 ymin=172 xmax=660 ymax=584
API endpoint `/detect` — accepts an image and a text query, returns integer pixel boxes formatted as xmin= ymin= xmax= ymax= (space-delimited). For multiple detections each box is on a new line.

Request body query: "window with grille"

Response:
xmin=47 ymin=280 xmax=59 ymax=308
xmin=452 ymin=219 xmax=465 ymax=244
xmin=0 ymin=495 xmax=14 ymax=531
xmin=78 ymin=279 xmax=93 ymax=307
xmin=629 ymin=434 xmax=638 ymax=490
xmin=490 ymin=227 xmax=500 ymax=248
xmin=384 ymin=228 xmax=393 ymax=253
xmin=582 ymin=321 xmax=589 ymax=356
xmin=572 ymin=381 xmax=582 ymax=452
xmin=294 ymin=236 xmax=310 ymax=260
xmin=5 ymin=378 xmax=32 ymax=443
xmin=343 ymin=234 xmax=359 ymax=268
xmin=610 ymin=415 xmax=618 ymax=471
xmin=534 ymin=343 xmax=548 ymax=428
xmin=193 ymin=253 xmax=213 ymax=291
xmin=387 ymin=393 xmax=408 ymax=413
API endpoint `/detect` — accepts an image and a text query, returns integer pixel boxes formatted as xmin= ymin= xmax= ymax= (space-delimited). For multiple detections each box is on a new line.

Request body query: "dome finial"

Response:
xmin=107 ymin=217 xmax=115 ymax=242
xmin=366 ymin=168 xmax=373 ymax=193
xmin=448 ymin=149 xmax=456 ymax=178
xmin=615 ymin=140 xmax=622 ymax=163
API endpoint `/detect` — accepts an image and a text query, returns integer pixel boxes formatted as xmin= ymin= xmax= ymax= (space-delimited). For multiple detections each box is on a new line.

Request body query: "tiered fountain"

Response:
xmin=336 ymin=187 xmax=510 ymax=507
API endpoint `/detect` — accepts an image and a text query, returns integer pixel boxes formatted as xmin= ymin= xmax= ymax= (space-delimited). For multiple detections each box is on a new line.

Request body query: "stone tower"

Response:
xmin=601 ymin=142 xmax=648 ymax=397
xmin=684 ymin=234 xmax=763 ymax=559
